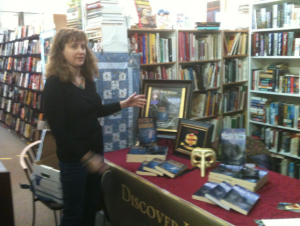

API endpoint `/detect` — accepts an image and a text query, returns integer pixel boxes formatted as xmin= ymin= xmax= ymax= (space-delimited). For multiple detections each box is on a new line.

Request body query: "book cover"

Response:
xmin=192 ymin=182 xmax=218 ymax=204
xmin=231 ymin=167 xmax=269 ymax=187
xmin=205 ymin=181 xmax=232 ymax=210
xmin=127 ymin=145 xmax=168 ymax=162
xmin=220 ymin=185 xmax=260 ymax=215
xmin=143 ymin=158 xmax=165 ymax=176
xmin=277 ymin=203 xmax=300 ymax=213
xmin=155 ymin=159 xmax=188 ymax=178
xmin=221 ymin=129 xmax=246 ymax=165
xmin=136 ymin=160 xmax=157 ymax=176
xmin=210 ymin=164 xmax=243 ymax=180
xmin=138 ymin=117 xmax=158 ymax=146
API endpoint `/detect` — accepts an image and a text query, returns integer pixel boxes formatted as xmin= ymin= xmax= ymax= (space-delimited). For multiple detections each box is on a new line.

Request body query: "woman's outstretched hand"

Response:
xmin=120 ymin=92 xmax=147 ymax=109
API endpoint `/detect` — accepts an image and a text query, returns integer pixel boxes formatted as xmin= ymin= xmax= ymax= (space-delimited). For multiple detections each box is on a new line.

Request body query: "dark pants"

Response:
xmin=59 ymin=161 xmax=102 ymax=226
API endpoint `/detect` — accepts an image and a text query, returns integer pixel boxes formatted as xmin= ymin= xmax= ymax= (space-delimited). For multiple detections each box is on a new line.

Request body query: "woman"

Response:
xmin=43 ymin=28 xmax=146 ymax=226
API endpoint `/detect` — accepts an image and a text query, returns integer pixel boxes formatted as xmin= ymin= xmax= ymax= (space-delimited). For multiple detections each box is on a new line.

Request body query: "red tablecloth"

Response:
xmin=104 ymin=147 xmax=300 ymax=226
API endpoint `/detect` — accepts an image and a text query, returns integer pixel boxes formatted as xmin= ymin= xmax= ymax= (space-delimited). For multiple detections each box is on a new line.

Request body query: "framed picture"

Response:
xmin=174 ymin=119 xmax=214 ymax=159
xmin=141 ymin=80 xmax=193 ymax=139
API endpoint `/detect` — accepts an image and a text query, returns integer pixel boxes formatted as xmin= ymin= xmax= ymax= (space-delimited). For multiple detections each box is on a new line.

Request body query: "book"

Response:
xmin=143 ymin=158 xmax=165 ymax=176
xmin=138 ymin=117 xmax=158 ymax=146
xmin=220 ymin=185 xmax=260 ymax=215
xmin=209 ymin=164 xmax=243 ymax=180
xmin=136 ymin=161 xmax=157 ymax=176
xmin=221 ymin=129 xmax=246 ymax=165
xmin=192 ymin=182 xmax=218 ymax=204
xmin=277 ymin=203 xmax=300 ymax=213
xmin=126 ymin=145 xmax=168 ymax=162
xmin=205 ymin=181 xmax=233 ymax=210
xmin=155 ymin=159 xmax=188 ymax=178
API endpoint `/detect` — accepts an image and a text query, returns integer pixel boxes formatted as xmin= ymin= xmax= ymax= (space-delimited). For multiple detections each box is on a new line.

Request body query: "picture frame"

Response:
xmin=174 ymin=118 xmax=214 ymax=159
xmin=141 ymin=80 xmax=193 ymax=139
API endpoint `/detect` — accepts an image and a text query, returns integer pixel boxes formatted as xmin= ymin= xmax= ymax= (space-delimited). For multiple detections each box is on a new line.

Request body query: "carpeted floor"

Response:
xmin=0 ymin=124 xmax=57 ymax=226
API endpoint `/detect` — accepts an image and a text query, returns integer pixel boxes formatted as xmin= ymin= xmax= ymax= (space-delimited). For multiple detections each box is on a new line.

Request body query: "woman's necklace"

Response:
xmin=74 ymin=76 xmax=85 ymax=89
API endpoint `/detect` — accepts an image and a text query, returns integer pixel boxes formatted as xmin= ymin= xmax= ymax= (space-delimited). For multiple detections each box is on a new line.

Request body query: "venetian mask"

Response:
xmin=191 ymin=148 xmax=216 ymax=177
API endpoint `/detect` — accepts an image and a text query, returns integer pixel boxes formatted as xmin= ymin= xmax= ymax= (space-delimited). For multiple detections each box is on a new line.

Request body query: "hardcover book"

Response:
xmin=155 ymin=159 xmax=188 ymax=178
xmin=221 ymin=129 xmax=246 ymax=165
xmin=220 ymin=185 xmax=260 ymax=215
xmin=136 ymin=161 xmax=157 ymax=176
xmin=138 ymin=117 xmax=158 ymax=146
xmin=192 ymin=182 xmax=218 ymax=204
xmin=126 ymin=145 xmax=168 ymax=162
xmin=143 ymin=158 xmax=165 ymax=176
xmin=205 ymin=181 xmax=233 ymax=210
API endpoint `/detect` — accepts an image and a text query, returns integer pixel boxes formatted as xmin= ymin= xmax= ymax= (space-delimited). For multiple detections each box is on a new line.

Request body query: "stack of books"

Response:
xmin=126 ymin=145 xmax=168 ymax=162
xmin=67 ymin=1 xmax=82 ymax=30
xmin=136 ymin=158 xmax=188 ymax=178
xmin=194 ymin=22 xmax=220 ymax=30
xmin=208 ymin=164 xmax=269 ymax=192
xmin=101 ymin=0 xmax=124 ymax=25
xmin=86 ymin=1 xmax=103 ymax=29
xmin=193 ymin=181 xmax=261 ymax=215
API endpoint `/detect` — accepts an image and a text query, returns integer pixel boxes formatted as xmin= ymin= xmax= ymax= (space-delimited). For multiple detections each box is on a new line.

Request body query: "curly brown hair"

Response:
xmin=45 ymin=28 xmax=99 ymax=82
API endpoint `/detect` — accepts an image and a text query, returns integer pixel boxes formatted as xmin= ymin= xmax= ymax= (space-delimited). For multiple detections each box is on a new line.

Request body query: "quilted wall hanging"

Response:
xmin=94 ymin=52 xmax=141 ymax=152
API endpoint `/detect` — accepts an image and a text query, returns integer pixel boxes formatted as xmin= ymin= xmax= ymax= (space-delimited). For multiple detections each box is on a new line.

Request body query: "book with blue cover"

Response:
xmin=209 ymin=164 xmax=243 ymax=180
xmin=221 ymin=129 xmax=246 ymax=165
xmin=220 ymin=184 xmax=260 ymax=215
xmin=136 ymin=161 xmax=157 ymax=176
xmin=155 ymin=159 xmax=188 ymax=178
xmin=143 ymin=158 xmax=165 ymax=176
xmin=138 ymin=117 xmax=158 ymax=146
xmin=205 ymin=181 xmax=233 ymax=210
xmin=126 ymin=145 xmax=168 ymax=162
xmin=231 ymin=167 xmax=269 ymax=187
xmin=192 ymin=182 xmax=218 ymax=204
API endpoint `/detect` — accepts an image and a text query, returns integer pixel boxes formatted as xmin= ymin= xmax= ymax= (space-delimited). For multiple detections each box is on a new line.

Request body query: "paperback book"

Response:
xmin=220 ymin=184 xmax=260 ymax=215
xmin=143 ymin=158 xmax=165 ymax=176
xmin=205 ymin=181 xmax=233 ymax=210
xmin=192 ymin=182 xmax=218 ymax=204
xmin=221 ymin=129 xmax=246 ymax=165
xmin=277 ymin=203 xmax=300 ymax=213
xmin=138 ymin=117 xmax=158 ymax=146
xmin=155 ymin=159 xmax=188 ymax=178
xmin=136 ymin=161 xmax=157 ymax=176
xmin=126 ymin=145 xmax=168 ymax=162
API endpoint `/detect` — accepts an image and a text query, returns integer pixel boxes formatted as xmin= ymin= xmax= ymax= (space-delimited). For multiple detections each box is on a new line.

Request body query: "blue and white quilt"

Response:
xmin=94 ymin=52 xmax=141 ymax=152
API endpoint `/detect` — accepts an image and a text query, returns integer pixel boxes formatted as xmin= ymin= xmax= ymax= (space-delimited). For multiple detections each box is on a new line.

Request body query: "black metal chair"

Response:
xmin=19 ymin=136 xmax=63 ymax=226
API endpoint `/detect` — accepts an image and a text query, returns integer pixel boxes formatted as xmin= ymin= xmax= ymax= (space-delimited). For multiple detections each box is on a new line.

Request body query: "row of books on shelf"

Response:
xmin=180 ymin=62 xmax=220 ymax=90
xmin=224 ymin=32 xmax=248 ymax=56
xmin=253 ymin=3 xmax=300 ymax=30
xmin=0 ymin=111 xmax=43 ymax=141
xmin=191 ymin=92 xmax=221 ymax=118
xmin=252 ymin=32 xmax=300 ymax=57
xmin=0 ymin=25 xmax=41 ymax=43
xmin=129 ymin=33 xmax=176 ymax=64
xmin=0 ymin=73 xmax=44 ymax=91
xmin=0 ymin=88 xmax=43 ymax=111
xmin=0 ymin=39 xmax=40 ymax=56
xmin=140 ymin=67 xmax=177 ymax=80
xmin=251 ymin=97 xmax=300 ymax=129
xmin=223 ymin=86 xmax=247 ymax=113
xmin=0 ymin=57 xmax=42 ymax=72
xmin=252 ymin=126 xmax=300 ymax=157
xmin=178 ymin=32 xmax=221 ymax=62
xmin=224 ymin=58 xmax=248 ymax=83
xmin=271 ymin=154 xmax=300 ymax=179
xmin=223 ymin=113 xmax=246 ymax=129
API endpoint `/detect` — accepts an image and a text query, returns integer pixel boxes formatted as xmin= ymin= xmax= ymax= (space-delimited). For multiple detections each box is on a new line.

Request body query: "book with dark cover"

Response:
xmin=143 ymin=158 xmax=165 ymax=176
xmin=195 ymin=22 xmax=221 ymax=27
xmin=209 ymin=164 xmax=243 ymax=180
xmin=220 ymin=185 xmax=260 ymax=215
xmin=138 ymin=117 xmax=158 ymax=146
xmin=205 ymin=181 xmax=232 ymax=210
xmin=136 ymin=161 xmax=157 ymax=176
xmin=127 ymin=145 xmax=168 ymax=162
xmin=192 ymin=182 xmax=218 ymax=204
xmin=221 ymin=129 xmax=246 ymax=165
xmin=231 ymin=167 xmax=269 ymax=187
xmin=155 ymin=159 xmax=188 ymax=178
xmin=174 ymin=119 xmax=214 ymax=159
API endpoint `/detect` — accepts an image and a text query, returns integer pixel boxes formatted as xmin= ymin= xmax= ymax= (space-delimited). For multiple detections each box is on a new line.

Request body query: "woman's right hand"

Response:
xmin=81 ymin=152 xmax=109 ymax=174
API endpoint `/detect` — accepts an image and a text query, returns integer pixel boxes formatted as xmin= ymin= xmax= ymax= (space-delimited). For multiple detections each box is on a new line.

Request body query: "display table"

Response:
xmin=104 ymin=148 xmax=300 ymax=226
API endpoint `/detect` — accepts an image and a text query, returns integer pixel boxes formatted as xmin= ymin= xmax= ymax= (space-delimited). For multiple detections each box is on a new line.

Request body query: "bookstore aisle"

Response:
xmin=0 ymin=125 xmax=56 ymax=226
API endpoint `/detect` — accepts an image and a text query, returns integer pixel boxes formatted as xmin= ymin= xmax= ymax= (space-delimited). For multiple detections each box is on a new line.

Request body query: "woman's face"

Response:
xmin=62 ymin=39 xmax=86 ymax=68
xmin=153 ymin=92 xmax=159 ymax=100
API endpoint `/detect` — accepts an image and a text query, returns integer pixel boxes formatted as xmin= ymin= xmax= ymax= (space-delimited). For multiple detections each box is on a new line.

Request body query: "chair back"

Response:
xmin=36 ymin=130 xmax=57 ymax=161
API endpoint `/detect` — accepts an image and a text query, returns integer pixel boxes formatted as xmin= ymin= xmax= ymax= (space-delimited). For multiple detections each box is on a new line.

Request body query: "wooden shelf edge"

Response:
xmin=190 ymin=115 xmax=219 ymax=120
xmin=223 ymin=109 xmax=245 ymax=115
xmin=193 ymin=87 xmax=220 ymax=92
xmin=140 ymin=62 xmax=176 ymax=66
xmin=223 ymin=55 xmax=248 ymax=58
xmin=179 ymin=59 xmax=221 ymax=64
xmin=223 ymin=81 xmax=248 ymax=86
xmin=128 ymin=29 xmax=176 ymax=32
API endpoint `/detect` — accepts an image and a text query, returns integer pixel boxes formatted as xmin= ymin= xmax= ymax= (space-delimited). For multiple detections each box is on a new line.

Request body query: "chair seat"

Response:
xmin=41 ymin=200 xmax=63 ymax=211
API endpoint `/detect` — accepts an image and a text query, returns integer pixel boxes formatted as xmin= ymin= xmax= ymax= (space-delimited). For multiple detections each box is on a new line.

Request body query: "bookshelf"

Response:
xmin=0 ymin=31 xmax=44 ymax=142
xmin=248 ymin=0 xmax=300 ymax=164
